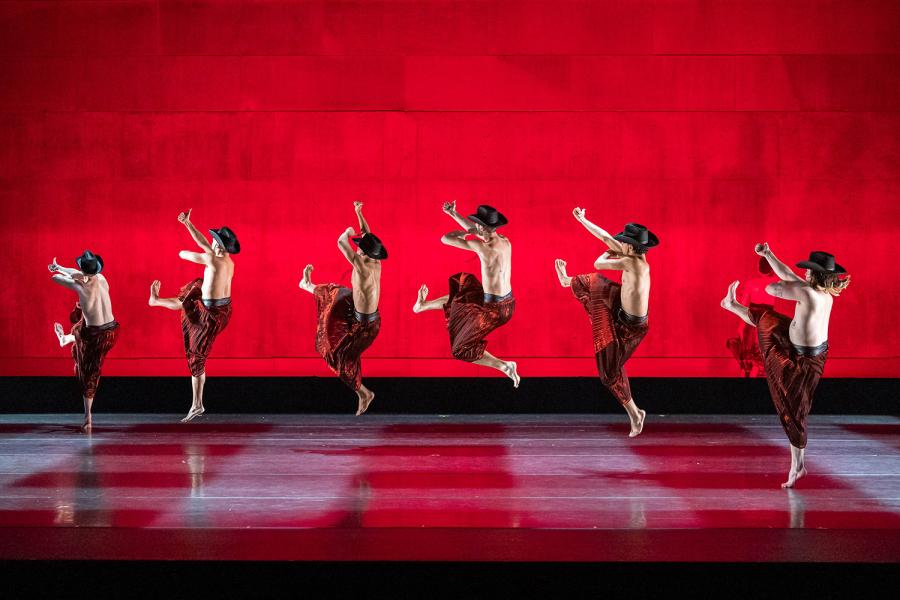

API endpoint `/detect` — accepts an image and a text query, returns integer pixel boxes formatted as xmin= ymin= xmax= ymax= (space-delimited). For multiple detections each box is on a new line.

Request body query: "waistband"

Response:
xmin=617 ymin=307 xmax=648 ymax=326
xmin=202 ymin=297 xmax=231 ymax=308
xmin=84 ymin=320 xmax=119 ymax=331
xmin=793 ymin=340 xmax=828 ymax=357
xmin=354 ymin=309 xmax=380 ymax=323
xmin=484 ymin=291 xmax=513 ymax=303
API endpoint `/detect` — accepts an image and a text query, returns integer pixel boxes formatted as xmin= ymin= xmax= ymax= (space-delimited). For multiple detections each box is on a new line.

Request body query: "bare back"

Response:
xmin=785 ymin=286 xmax=832 ymax=347
xmin=475 ymin=234 xmax=512 ymax=296
xmin=352 ymin=255 xmax=382 ymax=314
xmin=618 ymin=256 xmax=651 ymax=317
xmin=201 ymin=254 xmax=235 ymax=299
xmin=74 ymin=275 xmax=115 ymax=326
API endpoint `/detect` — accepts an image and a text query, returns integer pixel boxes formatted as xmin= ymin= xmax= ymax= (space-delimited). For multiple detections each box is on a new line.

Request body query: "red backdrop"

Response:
xmin=1 ymin=1 xmax=898 ymax=378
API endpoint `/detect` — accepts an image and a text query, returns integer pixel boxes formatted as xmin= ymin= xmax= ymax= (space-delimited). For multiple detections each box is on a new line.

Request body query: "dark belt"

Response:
xmin=617 ymin=308 xmax=648 ymax=326
xmin=202 ymin=297 xmax=231 ymax=308
xmin=84 ymin=320 xmax=119 ymax=331
xmin=484 ymin=291 xmax=513 ymax=303
xmin=793 ymin=340 xmax=828 ymax=357
xmin=354 ymin=309 xmax=380 ymax=324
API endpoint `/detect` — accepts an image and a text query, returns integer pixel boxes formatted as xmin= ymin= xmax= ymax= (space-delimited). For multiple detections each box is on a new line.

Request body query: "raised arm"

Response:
xmin=765 ymin=280 xmax=809 ymax=302
xmin=755 ymin=243 xmax=804 ymax=282
xmin=573 ymin=207 xmax=626 ymax=253
xmin=593 ymin=251 xmax=626 ymax=271
xmin=338 ymin=227 xmax=358 ymax=264
xmin=48 ymin=257 xmax=81 ymax=277
xmin=50 ymin=273 xmax=84 ymax=291
xmin=178 ymin=209 xmax=214 ymax=254
xmin=441 ymin=229 xmax=480 ymax=253
xmin=442 ymin=200 xmax=477 ymax=232
xmin=178 ymin=250 xmax=209 ymax=265
xmin=354 ymin=201 xmax=370 ymax=235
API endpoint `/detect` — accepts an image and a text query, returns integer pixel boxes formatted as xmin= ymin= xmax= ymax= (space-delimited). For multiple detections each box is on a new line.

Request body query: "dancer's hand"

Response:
xmin=48 ymin=257 xmax=59 ymax=272
xmin=354 ymin=201 xmax=364 ymax=212
xmin=344 ymin=227 xmax=355 ymax=237
xmin=754 ymin=242 xmax=769 ymax=256
xmin=178 ymin=208 xmax=192 ymax=224
xmin=573 ymin=207 xmax=586 ymax=221
xmin=442 ymin=200 xmax=456 ymax=214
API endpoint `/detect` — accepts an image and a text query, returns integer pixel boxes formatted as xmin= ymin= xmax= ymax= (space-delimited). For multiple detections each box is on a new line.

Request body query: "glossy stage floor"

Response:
xmin=0 ymin=414 xmax=897 ymax=563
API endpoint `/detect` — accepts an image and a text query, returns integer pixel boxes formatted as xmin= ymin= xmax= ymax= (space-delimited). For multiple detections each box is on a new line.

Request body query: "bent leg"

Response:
xmin=149 ymin=280 xmax=182 ymax=310
xmin=299 ymin=264 xmax=316 ymax=294
xmin=473 ymin=350 xmax=520 ymax=388
xmin=721 ymin=281 xmax=754 ymax=326
xmin=413 ymin=284 xmax=449 ymax=313
xmin=356 ymin=383 xmax=375 ymax=416
xmin=182 ymin=373 xmax=206 ymax=422
xmin=54 ymin=323 xmax=75 ymax=347
xmin=781 ymin=444 xmax=807 ymax=489
xmin=623 ymin=398 xmax=646 ymax=438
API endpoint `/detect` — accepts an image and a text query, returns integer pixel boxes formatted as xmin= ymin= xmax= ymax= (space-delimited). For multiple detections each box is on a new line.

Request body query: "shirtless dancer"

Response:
xmin=49 ymin=250 xmax=120 ymax=431
xmin=299 ymin=202 xmax=386 ymax=415
xmin=722 ymin=245 xmax=849 ymax=488
xmin=413 ymin=202 xmax=519 ymax=387
xmin=554 ymin=208 xmax=658 ymax=437
xmin=148 ymin=209 xmax=239 ymax=422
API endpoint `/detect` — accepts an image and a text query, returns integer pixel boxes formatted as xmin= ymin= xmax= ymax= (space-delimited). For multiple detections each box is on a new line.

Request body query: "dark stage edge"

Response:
xmin=2 ymin=376 xmax=898 ymax=414
xmin=0 ymin=414 xmax=898 ymax=563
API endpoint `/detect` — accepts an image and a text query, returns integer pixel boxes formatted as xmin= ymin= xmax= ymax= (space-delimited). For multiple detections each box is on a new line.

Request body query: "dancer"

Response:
xmin=721 ymin=245 xmax=850 ymax=488
xmin=148 ymin=209 xmax=239 ymax=422
xmin=49 ymin=251 xmax=120 ymax=431
xmin=299 ymin=202 xmax=386 ymax=415
xmin=413 ymin=202 xmax=519 ymax=386
xmin=554 ymin=208 xmax=658 ymax=437
xmin=726 ymin=256 xmax=778 ymax=377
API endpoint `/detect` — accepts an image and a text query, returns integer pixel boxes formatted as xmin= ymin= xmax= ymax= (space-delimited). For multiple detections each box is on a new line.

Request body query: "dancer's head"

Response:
xmin=209 ymin=227 xmax=241 ymax=256
xmin=796 ymin=251 xmax=850 ymax=296
xmin=613 ymin=223 xmax=659 ymax=255
xmin=75 ymin=250 xmax=103 ymax=278
xmin=468 ymin=205 xmax=507 ymax=241
xmin=352 ymin=233 xmax=388 ymax=261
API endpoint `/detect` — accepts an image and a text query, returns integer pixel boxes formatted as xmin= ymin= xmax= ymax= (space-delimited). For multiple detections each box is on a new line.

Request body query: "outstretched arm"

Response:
xmin=178 ymin=209 xmax=214 ymax=254
xmin=766 ymin=280 xmax=809 ymax=301
xmin=442 ymin=200 xmax=477 ymax=233
xmin=756 ymin=243 xmax=804 ymax=283
xmin=51 ymin=273 xmax=83 ymax=290
xmin=441 ymin=229 xmax=480 ymax=253
xmin=354 ymin=202 xmax=370 ymax=235
xmin=338 ymin=227 xmax=358 ymax=264
xmin=178 ymin=251 xmax=209 ymax=265
xmin=48 ymin=257 xmax=81 ymax=277
xmin=573 ymin=207 xmax=626 ymax=253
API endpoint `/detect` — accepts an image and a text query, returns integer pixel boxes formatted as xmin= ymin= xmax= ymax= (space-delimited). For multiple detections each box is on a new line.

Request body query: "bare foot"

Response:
xmin=149 ymin=280 xmax=161 ymax=306
xmin=299 ymin=264 xmax=314 ymax=292
xmin=53 ymin=322 xmax=70 ymax=347
xmin=81 ymin=417 xmax=92 ymax=433
xmin=181 ymin=406 xmax=205 ymax=423
xmin=504 ymin=361 xmax=520 ymax=388
xmin=356 ymin=389 xmax=375 ymax=416
xmin=413 ymin=284 xmax=429 ymax=313
xmin=720 ymin=280 xmax=739 ymax=310
xmin=554 ymin=259 xmax=571 ymax=287
xmin=781 ymin=466 xmax=808 ymax=489
xmin=629 ymin=409 xmax=646 ymax=438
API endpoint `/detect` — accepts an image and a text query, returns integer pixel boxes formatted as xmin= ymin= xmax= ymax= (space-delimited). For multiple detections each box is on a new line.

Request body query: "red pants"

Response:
xmin=571 ymin=273 xmax=648 ymax=405
xmin=749 ymin=304 xmax=827 ymax=449
xmin=442 ymin=273 xmax=515 ymax=362
xmin=178 ymin=279 xmax=232 ymax=377
xmin=314 ymin=284 xmax=381 ymax=391
xmin=69 ymin=304 xmax=119 ymax=398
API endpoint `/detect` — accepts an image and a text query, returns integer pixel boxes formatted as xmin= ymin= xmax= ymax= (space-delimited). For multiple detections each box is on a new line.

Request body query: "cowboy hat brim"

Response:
xmin=468 ymin=213 xmax=508 ymax=229
xmin=797 ymin=260 xmax=846 ymax=274
xmin=614 ymin=231 xmax=660 ymax=250
xmin=209 ymin=229 xmax=241 ymax=254
xmin=353 ymin=236 xmax=388 ymax=260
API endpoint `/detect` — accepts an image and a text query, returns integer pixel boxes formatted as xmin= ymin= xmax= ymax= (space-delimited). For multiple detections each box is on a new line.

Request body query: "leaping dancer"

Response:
xmin=554 ymin=208 xmax=657 ymax=437
xmin=49 ymin=251 xmax=120 ymax=432
xmin=722 ymin=245 xmax=849 ymax=488
xmin=148 ymin=209 xmax=239 ymax=422
xmin=299 ymin=201 xmax=386 ymax=415
xmin=413 ymin=202 xmax=519 ymax=387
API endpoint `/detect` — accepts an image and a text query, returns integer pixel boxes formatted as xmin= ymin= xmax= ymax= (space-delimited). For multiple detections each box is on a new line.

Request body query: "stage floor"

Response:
xmin=0 ymin=414 xmax=897 ymax=562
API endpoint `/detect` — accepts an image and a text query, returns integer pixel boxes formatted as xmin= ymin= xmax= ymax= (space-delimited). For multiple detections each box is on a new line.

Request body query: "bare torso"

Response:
xmin=784 ymin=286 xmax=832 ymax=347
xmin=74 ymin=275 xmax=115 ymax=326
xmin=618 ymin=256 xmax=651 ymax=317
xmin=201 ymin=255 xmax=235 ymax=299
xmin=352 ymin=255 xmax=382 ymax=314
xmin=476 ymin=234 xmax=512 ymax=296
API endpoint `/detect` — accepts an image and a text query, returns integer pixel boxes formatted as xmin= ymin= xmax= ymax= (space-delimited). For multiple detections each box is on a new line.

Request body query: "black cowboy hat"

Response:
xmin=75 ymin=250 xmax=103 ymax=275
xmin=614 ymin=223 xmax=659 ymax=252
xmin=352 ymin=232 xmax=388 ymax=260
xmin=468 ymin=205 xmax=508 ymax=229
xmin=209 ymin=226 xmax=241 ymax=254
xmin=796 ymin=251 xmax=845 ymax=274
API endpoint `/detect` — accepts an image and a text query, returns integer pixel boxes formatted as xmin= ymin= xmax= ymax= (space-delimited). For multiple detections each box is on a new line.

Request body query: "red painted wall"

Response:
xmin=1 ymin=1 xmax=897 ymax=378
